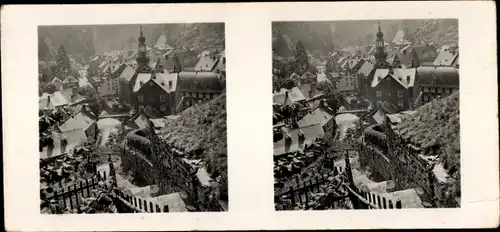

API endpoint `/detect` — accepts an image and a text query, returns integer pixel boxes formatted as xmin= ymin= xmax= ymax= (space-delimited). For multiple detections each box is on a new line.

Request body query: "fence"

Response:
xmin=46 ymin=170 xmax=109 ymax=211
xmin=344 ymin=184 xmax=402 ymax=209
xmin=113 ymin=189 xmax=169 ymax=213
xmin=275 ymin=165 xmax=345 ymax=210
xmin=45 ymin=161 xmax=170 ymax=213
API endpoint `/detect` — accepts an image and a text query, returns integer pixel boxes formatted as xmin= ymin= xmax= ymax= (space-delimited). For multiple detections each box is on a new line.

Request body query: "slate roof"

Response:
xmin=416 ymin=66 xmax=459 ymax=87
xmin=117 ymin=65 xmax=136 ymax=82
xmin=177 ymin=71 xmax=224 ymax=92
xmin=357 ymin=61 xmax=374 ymax=77
xmin=412 ymin=45 xmax=438 ymax=63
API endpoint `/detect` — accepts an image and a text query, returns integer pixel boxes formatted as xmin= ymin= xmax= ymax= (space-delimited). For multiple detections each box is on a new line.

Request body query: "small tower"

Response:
xmin=374 ymin=21 xmax=389 ymax=69
xmin=136 ymin=26 xmax=150 ymax=72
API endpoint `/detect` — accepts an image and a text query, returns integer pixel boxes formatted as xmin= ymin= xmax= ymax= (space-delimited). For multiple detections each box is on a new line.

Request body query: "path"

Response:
xmin=335 ymin=113 xmax=359 ymax=141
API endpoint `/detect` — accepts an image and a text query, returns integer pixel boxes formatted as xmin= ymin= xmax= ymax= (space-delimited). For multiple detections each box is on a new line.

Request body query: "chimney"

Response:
xmin=140 ymin=81 xmax=144 ymax=86
xmin=403 ymin=49 xmax=407 ymax=55
xmin=298 ymin=130 xmax=305 ymax=146
xmin=411 ymin=59 xmax=414 ymax=67
xmin=389 ymin=66 xmax=394 ymax=74
xmin=406 ymin=75 xmax=411 ymax=84
xmin=169 ymin=80 xmax=173 ymax=89
xmin=60 ymin=137 xmax=68 ymax=154
xmin=151 ymin=70 xmax=156 ymax=79
xmin=284 ymin=132 xmax=292 ymax=147
xmin=284 ymin=91 xmax=289 ymax=105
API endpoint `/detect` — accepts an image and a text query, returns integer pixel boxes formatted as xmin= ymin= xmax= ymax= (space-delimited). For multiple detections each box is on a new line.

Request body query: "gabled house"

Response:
xmin=132 ymin=70 xmax=178 ymax=116
xmin=366 ymin=101 xmax=399 ymax=125
xmin=194 ymin=55 xmax=220 ymax=72
xmin=117 ymin=65 xmax=138 ymax=104
xmin=298 ymin=83 xmax=323 ymax=102
xmin=273 ymin=123 xmax=325 ymax=158
xmin=432 ymin=47 xmax=459 ymax=67
xmin=51 ymin=77 xmax=63 ymax=90
xmin=412 ymin=45 xmax=438 ymax=66
xmin=162 ymin=50 xmax=200 ymax=72
xmin=39 ymin=130 xmax=86 ymax=160
xmin=58 ymin=109 xmax=97 ymax=144
xmin=273 ymin=87 xmax=306 ymax=107
xmin=370 ymin=67 xmax=418 ymax=111
xmin=299 ymin=71 xmax=317 ymax=85
xmin=297 ymin=100 xmax=336 ymax=142
xmin=62 ymin=76 xmax=79 ymax=89
xmin=356 ymin=61 xmax=374 ymax=97
xmin=39 ymin=91 xmax=68 ymax=112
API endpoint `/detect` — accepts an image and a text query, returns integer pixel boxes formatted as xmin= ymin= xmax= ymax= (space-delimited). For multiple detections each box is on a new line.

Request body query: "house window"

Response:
xmin=423 ymin=87 xmax=429 ymax=93
xmin=160 ymin=95 xmax=166 ymax=102
xmin=438 ymin=88 xmax=443 ymax=93
xmin=445 ymin=88 xmax=450 ymax=94
xmin=376 ymin=91 xmax=381 ymax=97
xmin=138 ymin=95 xmax=144 ymax=102
xmin=423 ymin=95 xmax=428 ymax=102
xmin=397 ymin=90 xmax=404 ymax=98
xmin=431 ymin=87 xmax=435 ymax=93
xmin=160 ymin=105 xmax=166 ymax=112
xmin=398 ymin=100 xmax=404 ymax=108
xmin=148 ymin=96 xmax=154 ymax=102
xmin=386 ymin=92 xmax=392 ymax=97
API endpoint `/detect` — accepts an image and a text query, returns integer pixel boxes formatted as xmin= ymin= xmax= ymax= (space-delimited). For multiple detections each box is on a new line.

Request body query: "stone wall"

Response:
xmin=360 ymin=120 xmax=460 ymax=208
xmin=121 ymin=128 xmax=223 ymax=211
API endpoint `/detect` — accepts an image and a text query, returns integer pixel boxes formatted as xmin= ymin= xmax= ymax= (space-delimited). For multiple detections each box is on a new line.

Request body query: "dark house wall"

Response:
xmin=133 ymin=80 xmax=174 ymax=116
xmin=370 ymin=75 xmax=410 ymax=110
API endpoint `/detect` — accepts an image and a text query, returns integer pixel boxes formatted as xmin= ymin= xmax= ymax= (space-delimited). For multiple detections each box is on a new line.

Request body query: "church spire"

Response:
xmin=136 ymin=25 xmax=150 ymax=71
xmin=374 ymin=21 xmax=388 ymax=68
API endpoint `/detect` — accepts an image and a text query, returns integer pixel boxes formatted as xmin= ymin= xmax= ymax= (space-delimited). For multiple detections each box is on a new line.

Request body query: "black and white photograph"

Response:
xmin=38 ymin=23 xmax=228 ymax=213
xmin=272 ymin=19 xmax=460 ymax=210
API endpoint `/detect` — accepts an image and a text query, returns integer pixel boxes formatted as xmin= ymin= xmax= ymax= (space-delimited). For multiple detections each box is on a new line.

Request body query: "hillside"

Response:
xmin=38 ymin=23 xmax=225 ymax=63
xmin=159 ymin=92 xmax=227 ymax=196
xmin=272 ymin=19 xmax=457 ymax=58
xmin=396 ymin=91 xmax=460 ymax=177
xmin=408 ymin=19 xmax=458 ymax=47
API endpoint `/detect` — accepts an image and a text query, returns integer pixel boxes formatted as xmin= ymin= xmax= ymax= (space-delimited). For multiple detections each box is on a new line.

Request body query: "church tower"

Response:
xmin=136 ymin=26 xmax=150 ymax=72
xmin=374 ymin=21 xmax=389 ymax=69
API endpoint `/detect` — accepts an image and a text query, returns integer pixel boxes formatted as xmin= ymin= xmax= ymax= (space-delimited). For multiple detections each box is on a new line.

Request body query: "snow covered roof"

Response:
xmin=298 ymin=107 xmax=334 ymax=128
xmin=39 ymin=91 xmax=68 ymax=110
xmin=274 ymin=123 xmax=325 ymax=156
xmin=59 ymin=111 xmax=95 ymax=132
xmin=133 ymin=72 xmax=178 ymax=93
xmin=372 ymin=68 xmax=417 ymax=89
